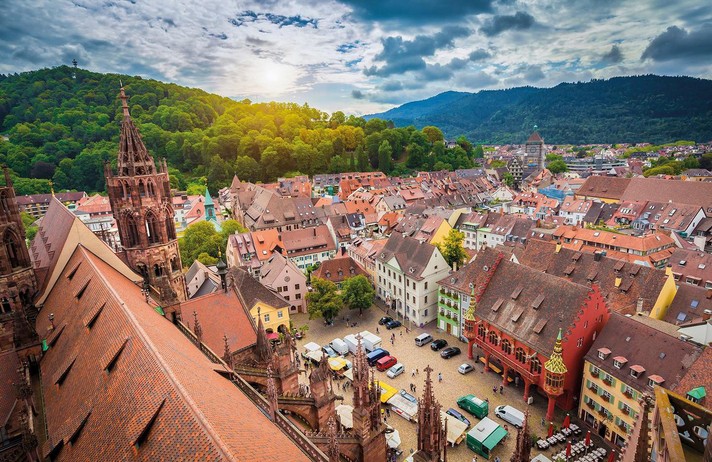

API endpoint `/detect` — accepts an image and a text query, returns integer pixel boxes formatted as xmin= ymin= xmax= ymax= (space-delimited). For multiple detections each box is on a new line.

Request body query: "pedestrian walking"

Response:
xmin=541 ymin=417 xmax=546 ymax=427
xmin=472 ymin=456 xmax=477 ymax=462
xmin=412 ymin=369 xmax=416 ymax=377
xmin=416 ymin=368 xmax=419 ymax=375
xmin=386 ymin=408 xmax=390 ymax=417
xmin=499 ymin=385 xmax=504 ymax=394
xmin=413 ymin=385 xmax=416 ymax=394
xmin=399 ymin=330 xmax=402 ymax=337
xmin=492 ymin=385 xmax=497 ymax=394
xmin=376 ymin=327 xmax=379 ymax=334
xmin=438 ymin=372 xmax=443 ymax=383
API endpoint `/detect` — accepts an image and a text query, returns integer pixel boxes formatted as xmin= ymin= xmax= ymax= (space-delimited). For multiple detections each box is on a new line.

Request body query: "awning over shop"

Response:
xmin=328 ymin=357 xmax=348 ymax=371
xmin=482 ymin=426 xmax=508 ymax=451
xmin=336 ymin=404 xmax=353 ymax=429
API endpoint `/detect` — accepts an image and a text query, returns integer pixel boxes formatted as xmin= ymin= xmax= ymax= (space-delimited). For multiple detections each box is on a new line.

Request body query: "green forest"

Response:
xmin=0 ymin=66 xmax=477 ymax=196
xmin=368 ymin=75 xmax=712 ymax=145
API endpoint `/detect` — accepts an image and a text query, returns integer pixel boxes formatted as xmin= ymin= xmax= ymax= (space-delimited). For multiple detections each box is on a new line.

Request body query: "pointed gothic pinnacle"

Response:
xmin=119 ymin=86 xmax=130 ymax=118
xmin=192 ymin=310 xmax=202 ymax=342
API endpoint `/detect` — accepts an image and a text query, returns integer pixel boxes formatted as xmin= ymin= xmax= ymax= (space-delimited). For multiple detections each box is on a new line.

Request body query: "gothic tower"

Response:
xmin=0 ymin=168 xmax=38 ymax=350
xmin=351 ymin=335 xmax=386 ymax=462
xmin=105 ymin=88 xmax=186 ymax=315
xmin=413 ymin=365 xmax=447 ymax=462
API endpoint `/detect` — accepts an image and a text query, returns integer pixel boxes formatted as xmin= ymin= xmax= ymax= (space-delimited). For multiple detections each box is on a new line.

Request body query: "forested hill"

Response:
xmin=367 ymin=75 xmax=712 ymax=145
xmin=3 ymin=66 xmax=463 ymax=195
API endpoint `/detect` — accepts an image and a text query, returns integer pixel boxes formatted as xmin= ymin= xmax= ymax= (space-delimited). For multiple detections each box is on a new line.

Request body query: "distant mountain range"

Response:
xmin=366 ymin=75 xmax=712 ymax=145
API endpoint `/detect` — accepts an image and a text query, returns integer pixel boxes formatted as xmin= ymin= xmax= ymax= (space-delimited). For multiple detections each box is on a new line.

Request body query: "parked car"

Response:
xmin=322 ymin=345 xmax=338 ymax=358
xmin=386 ymin=363 xmax=405 ymax=378
xmin=376 ymin=355 xmax=398 ymax=372
xmin=430 ymin=339 xmax=448 ymax=351
xmin=414 ymin=333 xmax=433 ymax=346
xmin=440 ymin=346 xmax=461 ymax=359
xmin=379 ymin=316 xmax=393 ymax=325
xmin=495 ymin=405 xmax=525 ymax=428
xmin=458 ymin=363 xmax=475 ymax=374
xmin=446 ymin=407 xmax=471 ymax=427
xmin=385 ymin=319 xmax=402 ymax=329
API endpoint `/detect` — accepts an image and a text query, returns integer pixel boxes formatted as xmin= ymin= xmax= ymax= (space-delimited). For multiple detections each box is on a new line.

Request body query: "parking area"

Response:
xmin=291 ymin=304 xmax=592 ymax=461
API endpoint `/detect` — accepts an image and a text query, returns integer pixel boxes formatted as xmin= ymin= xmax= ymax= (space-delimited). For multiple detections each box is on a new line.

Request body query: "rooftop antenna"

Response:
xmin=72 ymin=59 xmax=78 ymax=79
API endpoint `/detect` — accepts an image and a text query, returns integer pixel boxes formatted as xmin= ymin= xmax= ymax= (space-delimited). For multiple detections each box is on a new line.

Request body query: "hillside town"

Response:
xmin=2 ymin=90 xmax=712 ymax=462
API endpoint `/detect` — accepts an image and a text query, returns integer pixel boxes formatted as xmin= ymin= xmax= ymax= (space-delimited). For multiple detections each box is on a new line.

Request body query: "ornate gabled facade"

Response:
xmin=414 ymin=365 xmax=447 ymax=462
xmin=0 ymin=168 xmax=38 ymax=352
xmin=105 ymin=88 xmax=186 ymax=314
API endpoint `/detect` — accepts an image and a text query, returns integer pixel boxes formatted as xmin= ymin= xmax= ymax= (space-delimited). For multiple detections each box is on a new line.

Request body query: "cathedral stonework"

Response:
xmin=105 ymin=88 xmax=186 ymax=315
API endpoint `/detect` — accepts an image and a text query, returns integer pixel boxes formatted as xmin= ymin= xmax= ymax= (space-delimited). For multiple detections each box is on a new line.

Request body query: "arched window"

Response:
xmin=165 ymin=212 xmax=176 ymax=240
xmin=501 ymin=339 xmax=512 ymax=355
xmin=1 ymin=297 xmax=11 ymax=314
xmin=4 ymin=230 xmax=24 ymax=268
xmin=477 ymin=324 xmax=486 ymax=339
xmin=138 ymin=180 xmax=146 ymax=197
xmin=136 ymin=263 xmax=149 ymax=279
xmin=488 ymin=331 xmax=499 ymax=346
xmin=530 ymin=358 xmax=542 ymax=374
xmin=153 ymin=264 xmax=164 ymax=277
xmin=171 ymin=256 xmax=180 ymax=273
xmin=515 ymin=347 xmax=526 ymax=364
xmin=125 ymin=215 xmax=140 ymax=247
xmin=546 ymin=373 xmax=564 ymax=389
xmin=146 ymin=212 xmax=160 ymax=244
xmin=0 ymin=192 xmax=10 ymax=217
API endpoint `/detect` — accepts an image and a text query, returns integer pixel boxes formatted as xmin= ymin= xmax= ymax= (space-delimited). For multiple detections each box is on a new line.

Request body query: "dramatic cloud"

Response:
xmin=338 ymin=0 xmax=492 ymax=24
xmin=601 ymin=45 xmax=623 ymax=64
xmin=365 ymin=26 xmax=471 ymax=77
xmin=641 ymin=24 xmax=712 ymax=61
xmin=1 ymin=0 xmax=710 ymax=114
xmin=480 ymin=11 xmax=535 ymax=36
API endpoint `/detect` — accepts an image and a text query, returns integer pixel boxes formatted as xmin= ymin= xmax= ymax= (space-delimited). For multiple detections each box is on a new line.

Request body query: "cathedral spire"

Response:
xmin=119 ymin=86 xmax=130 ymax=118
xmin=414 ymin=365 xmax=446 ymax=461
xmin=116 ymin=87 xmax=154 ymax=176
xmin=510 ymin=408 xmax=531 ymax=462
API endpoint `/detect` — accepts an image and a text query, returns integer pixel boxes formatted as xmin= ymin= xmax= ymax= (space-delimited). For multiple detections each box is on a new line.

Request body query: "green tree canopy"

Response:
xmin=378 ymin=140 xmax=392 ymax=174
xmin=341 ymin=275 xmax=375 ymax=315
xmin=306 ymin=278 xmax=343 ymax=323
xmin=437 ymin=228 xmax=468 ymax=269
xmin=547 ymin=159 xmax=569 ymax=174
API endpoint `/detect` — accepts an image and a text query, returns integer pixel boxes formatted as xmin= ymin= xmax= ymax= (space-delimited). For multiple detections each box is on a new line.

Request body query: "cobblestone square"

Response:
xmin=291 ymin=304 xmax=597 ymax=461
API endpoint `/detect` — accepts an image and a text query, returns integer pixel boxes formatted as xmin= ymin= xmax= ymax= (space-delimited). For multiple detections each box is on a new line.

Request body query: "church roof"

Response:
xmin=35 ymin=246 xmax=310 ymax=461
xmin=204 ymin=186 xmax=214 ymax=206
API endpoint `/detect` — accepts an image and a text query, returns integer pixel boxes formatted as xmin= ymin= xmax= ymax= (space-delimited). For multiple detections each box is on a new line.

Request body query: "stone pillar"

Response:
xmin=502 ymin=364 xmax=510 ymax=386
xmin=484 ymin=353 xmax=491 ymax=372
xmin=523 ymin=380 xmax=531 ymax=402
xmin=546 ymin=394 xmax=557 ymax=422
xmin=467 ymin=340 xmax=475 ymax=359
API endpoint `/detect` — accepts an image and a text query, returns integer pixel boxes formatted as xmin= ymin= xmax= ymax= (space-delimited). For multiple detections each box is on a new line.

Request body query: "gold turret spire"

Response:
xmin=544 ymin=328 xmax=568 ymax=375
xmin=464 ymin=286 xmax=476 ymax=321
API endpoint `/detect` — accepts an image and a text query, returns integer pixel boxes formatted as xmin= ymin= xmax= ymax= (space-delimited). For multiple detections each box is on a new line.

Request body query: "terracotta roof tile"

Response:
xmin=37 ymin=246 xmax=310 ymax=461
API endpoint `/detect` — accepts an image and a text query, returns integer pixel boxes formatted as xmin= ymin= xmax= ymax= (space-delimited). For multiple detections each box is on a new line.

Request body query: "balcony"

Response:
xmin=585 ymin=400 xmax=595 ymax=409
xmin=602 ymin=377 xmax=613 ymax=387
xmin=623 ymin=389 xmax=634 ymax=399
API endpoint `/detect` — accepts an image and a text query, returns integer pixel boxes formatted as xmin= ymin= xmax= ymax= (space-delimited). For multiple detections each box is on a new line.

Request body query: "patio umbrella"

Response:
xmin=566 ymin=441 xmax=572 ymax=459
xmin=548 ymin=422 xmax=555 ymax=438
xmin=584 ymin=430 xmax=591 ymax=447
xmin=563 ymin=413 xmax=571 ymax=429
xmin=608 ymin=449 xmax=616 ymax=462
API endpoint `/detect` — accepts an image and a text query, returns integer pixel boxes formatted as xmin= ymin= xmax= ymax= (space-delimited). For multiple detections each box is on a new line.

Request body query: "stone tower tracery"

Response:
xmin=351 ymin=335 xmax=386 ymax=461
xmin=414 ymin=365 xmax=447 ymax=462
xmin=0 ymin=168 xmax=38 ymax=350
xmin=105 ymin=88 xmax=186 ymax=315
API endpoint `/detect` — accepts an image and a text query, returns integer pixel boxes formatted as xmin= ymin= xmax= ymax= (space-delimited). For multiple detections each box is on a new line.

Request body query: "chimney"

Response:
xmin=453 ymin=261 xmax=458 ymax=272
xmin=555 ymin=243 xmax=562 ymax=254
xmin=703 ymin=309 xmax=711 ymax=321
xmin=593 ymin=251 xmax=602 ymax=262
xmin=636 ymin=298 xmax=644 ymax=313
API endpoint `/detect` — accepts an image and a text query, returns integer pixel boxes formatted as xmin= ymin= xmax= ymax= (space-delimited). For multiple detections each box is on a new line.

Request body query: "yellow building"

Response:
xmin=232 ymin=268 xmax=291 ymax=334
xmin=579 ymin=313 xmax=703 ymax=446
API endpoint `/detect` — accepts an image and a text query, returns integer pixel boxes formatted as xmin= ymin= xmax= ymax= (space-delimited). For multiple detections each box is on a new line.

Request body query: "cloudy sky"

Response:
xmin=2 ymin=0 xmax=711 ymax=114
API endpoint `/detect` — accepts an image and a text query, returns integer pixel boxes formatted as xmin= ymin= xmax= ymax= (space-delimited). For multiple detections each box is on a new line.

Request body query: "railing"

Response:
xmin=602 ymin=377 xmax=613 ymax=387
xmin=476 ymin=341 xmax=541 ymax=383
xmin=176 ymin=320 xmax=222 ymax=364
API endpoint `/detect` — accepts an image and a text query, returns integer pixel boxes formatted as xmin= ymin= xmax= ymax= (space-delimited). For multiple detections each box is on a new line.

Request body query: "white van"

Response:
xmin=415 ymin=333 xmax=433 ymax=347
xmin=330 ymin=338 xmax=349 ymax=356
xmin=494 ymin=405 xmax=525 ymax=428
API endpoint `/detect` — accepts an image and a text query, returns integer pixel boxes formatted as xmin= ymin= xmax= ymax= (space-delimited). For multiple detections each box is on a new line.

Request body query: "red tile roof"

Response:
xmin=181 ymin=290 xmax=257 ymax=354
xmin=36 ymin=246 xmax=310 ymax=461
xmin=313 ymin=256 xmax=368 ymax=284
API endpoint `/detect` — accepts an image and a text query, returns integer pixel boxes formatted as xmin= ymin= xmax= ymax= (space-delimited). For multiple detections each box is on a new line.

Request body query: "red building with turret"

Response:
xmin=460 ymin=250 xmax=610 ymax=420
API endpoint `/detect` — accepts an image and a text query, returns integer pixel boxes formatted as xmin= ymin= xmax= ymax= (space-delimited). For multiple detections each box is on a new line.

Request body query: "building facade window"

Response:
xmin=264 ymin=314 xmax=270 ymax=322
xmin=277 ymin=311 xmax=283 ymax=318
